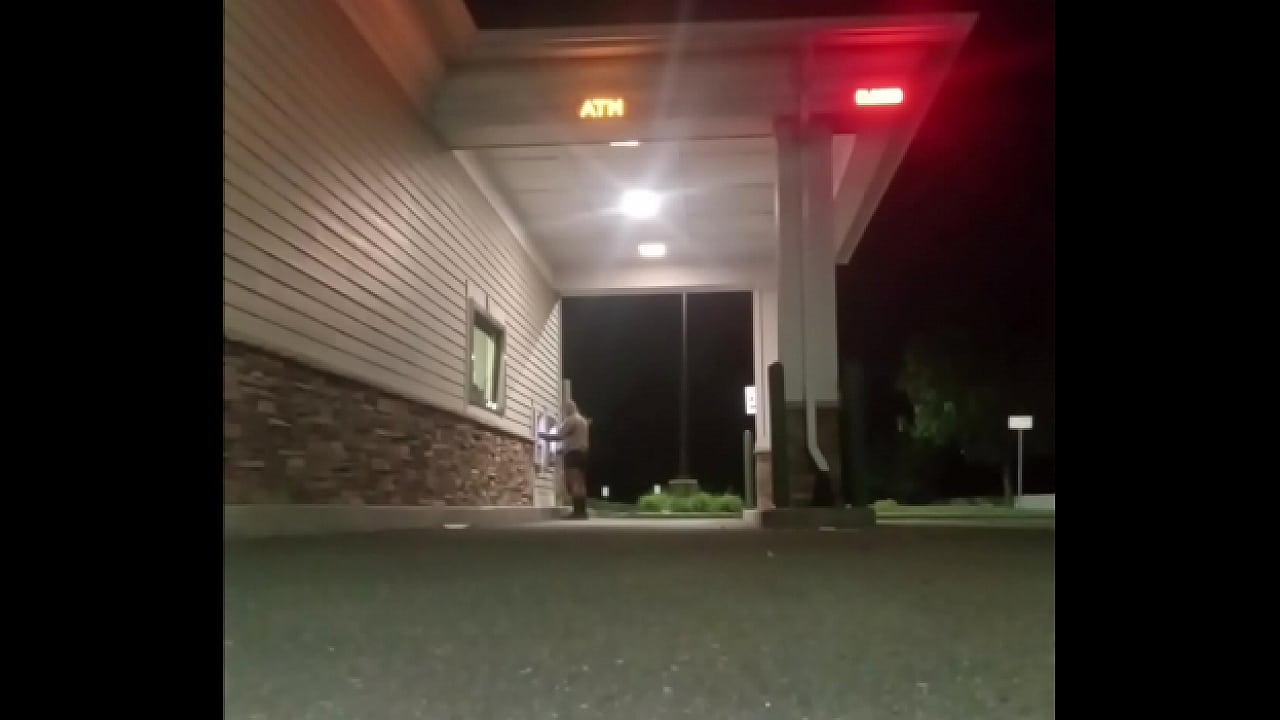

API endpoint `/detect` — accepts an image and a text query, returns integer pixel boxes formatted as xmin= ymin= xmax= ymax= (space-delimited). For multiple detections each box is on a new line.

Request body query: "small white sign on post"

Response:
xmin=1007 ymin=415 xmax=1034 ymax=499
xmin=744 ymin=385 xmax=758 ymax=416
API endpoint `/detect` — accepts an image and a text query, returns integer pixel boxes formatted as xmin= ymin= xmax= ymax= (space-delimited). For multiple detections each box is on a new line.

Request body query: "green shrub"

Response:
xmin=712 ymin=494 xmax=743 ymax=513
xmin=637 ymin=493 xmax=669 ymax=512
xmin=669 ymin=495 xmax=694 ymax=513
xmin=689 ymin=492 xmax=713 ymax=512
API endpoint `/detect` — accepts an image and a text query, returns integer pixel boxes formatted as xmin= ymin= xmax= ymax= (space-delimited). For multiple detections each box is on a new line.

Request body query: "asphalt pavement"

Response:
xmin=224 ymin=525 xmax=1055 ymax=719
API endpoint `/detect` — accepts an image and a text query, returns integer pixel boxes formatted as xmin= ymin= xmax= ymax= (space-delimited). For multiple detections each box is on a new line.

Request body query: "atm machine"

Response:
xmin=532 ymin=407 xmax=561 ymax=507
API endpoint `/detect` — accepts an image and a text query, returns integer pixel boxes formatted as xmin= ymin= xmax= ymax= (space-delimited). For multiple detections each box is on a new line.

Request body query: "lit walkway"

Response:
xmin=225 ymin=526 xmax=1054 ymax=719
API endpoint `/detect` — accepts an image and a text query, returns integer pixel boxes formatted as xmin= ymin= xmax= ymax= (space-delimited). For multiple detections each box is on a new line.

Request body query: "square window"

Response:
xmin=469 ymin=307 xmax=505 ymax=413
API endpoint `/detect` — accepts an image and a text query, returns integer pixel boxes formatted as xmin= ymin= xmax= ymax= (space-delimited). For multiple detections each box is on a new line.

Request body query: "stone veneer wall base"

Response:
xmin=225 ymin=339 xmax=543 ymax=528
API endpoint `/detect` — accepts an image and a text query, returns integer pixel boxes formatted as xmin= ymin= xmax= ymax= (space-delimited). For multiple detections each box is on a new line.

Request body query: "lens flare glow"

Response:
xmin=619 ymin=189 xmax=661 ymax=218
xmin=637 ymin=242 xmax=667 ymax=258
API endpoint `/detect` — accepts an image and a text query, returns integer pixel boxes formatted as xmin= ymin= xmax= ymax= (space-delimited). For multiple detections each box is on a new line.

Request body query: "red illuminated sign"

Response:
xmin=854 ymin=87 xmax=904 ymax=106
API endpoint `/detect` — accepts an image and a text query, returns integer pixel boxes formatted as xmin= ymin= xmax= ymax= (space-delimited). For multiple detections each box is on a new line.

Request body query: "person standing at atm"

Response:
xmin=539 ymin=399 xmax=591 ymax=519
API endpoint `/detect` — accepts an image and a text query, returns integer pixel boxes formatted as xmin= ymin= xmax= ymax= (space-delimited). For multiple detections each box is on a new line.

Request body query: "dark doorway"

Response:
xmin=562 ymin=291 xmax=753 ymax=502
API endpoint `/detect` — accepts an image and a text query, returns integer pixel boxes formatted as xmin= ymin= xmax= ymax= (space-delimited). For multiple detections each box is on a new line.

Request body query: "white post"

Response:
xmin=1016 ymin=428 xmax=1024 ymax=500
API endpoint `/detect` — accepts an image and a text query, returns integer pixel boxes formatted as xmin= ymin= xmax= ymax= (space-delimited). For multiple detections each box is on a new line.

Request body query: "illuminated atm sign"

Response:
xmin=579 ymin=97 xmax=625 ymax=119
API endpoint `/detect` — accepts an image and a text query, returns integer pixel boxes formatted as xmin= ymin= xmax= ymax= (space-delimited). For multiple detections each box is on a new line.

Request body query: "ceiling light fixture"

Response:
xmin=609 ymin=140 xmax=641 ymax=147
xmin=637 ymin=243 xmax=667 ymax=259
xmin=619 ymin=189 xmax=661 ymax=219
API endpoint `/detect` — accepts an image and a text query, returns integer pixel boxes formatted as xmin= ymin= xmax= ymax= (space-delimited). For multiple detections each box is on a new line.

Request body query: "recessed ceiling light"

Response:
xmin=609 ymin=140 xmax=641 ymax=147
xmin=637 ymin=242 xmax=667 ymax=258
xmin=619 ymin=189 xmax=661 ymax=218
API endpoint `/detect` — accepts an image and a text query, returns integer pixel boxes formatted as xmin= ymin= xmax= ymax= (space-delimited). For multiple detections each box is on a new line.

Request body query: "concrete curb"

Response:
xmin=760 ymin=507 xmax=877 ymax=529
xmin=877 ymin=511 xmax=1055 ymax=517
xmin=877 ymin=517 xmax=1055 ymax=529
xmin=626 ymin=512 xmax=744 ymax=519
xmin=223 ymin=504 xmax=567 ymax=539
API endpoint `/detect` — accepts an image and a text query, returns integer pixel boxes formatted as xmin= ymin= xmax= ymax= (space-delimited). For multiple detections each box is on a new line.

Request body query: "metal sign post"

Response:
xmin=1007 ymin=416 xmax=1034 ymax=500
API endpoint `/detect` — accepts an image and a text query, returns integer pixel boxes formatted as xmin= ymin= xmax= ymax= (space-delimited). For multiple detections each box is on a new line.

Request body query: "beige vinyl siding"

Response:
xmin=224 ymin=0 xmax=560 ymax=434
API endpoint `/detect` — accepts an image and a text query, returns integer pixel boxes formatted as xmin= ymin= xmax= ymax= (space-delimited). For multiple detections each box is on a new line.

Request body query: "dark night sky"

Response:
xmin=465 ymin=0 xmax=1055 ymax=498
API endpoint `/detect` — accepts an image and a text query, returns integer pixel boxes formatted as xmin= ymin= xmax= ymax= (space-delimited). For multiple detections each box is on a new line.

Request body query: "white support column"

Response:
xmin=775 ymin=118 xmax=806 ymax=403
xmin=774 ymin=118 xmax=839 ymax=409
xmin=752 ymin=283 xmax=778 ymax=451
xmin=801 ymin=120 xmax=839 ymax=404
